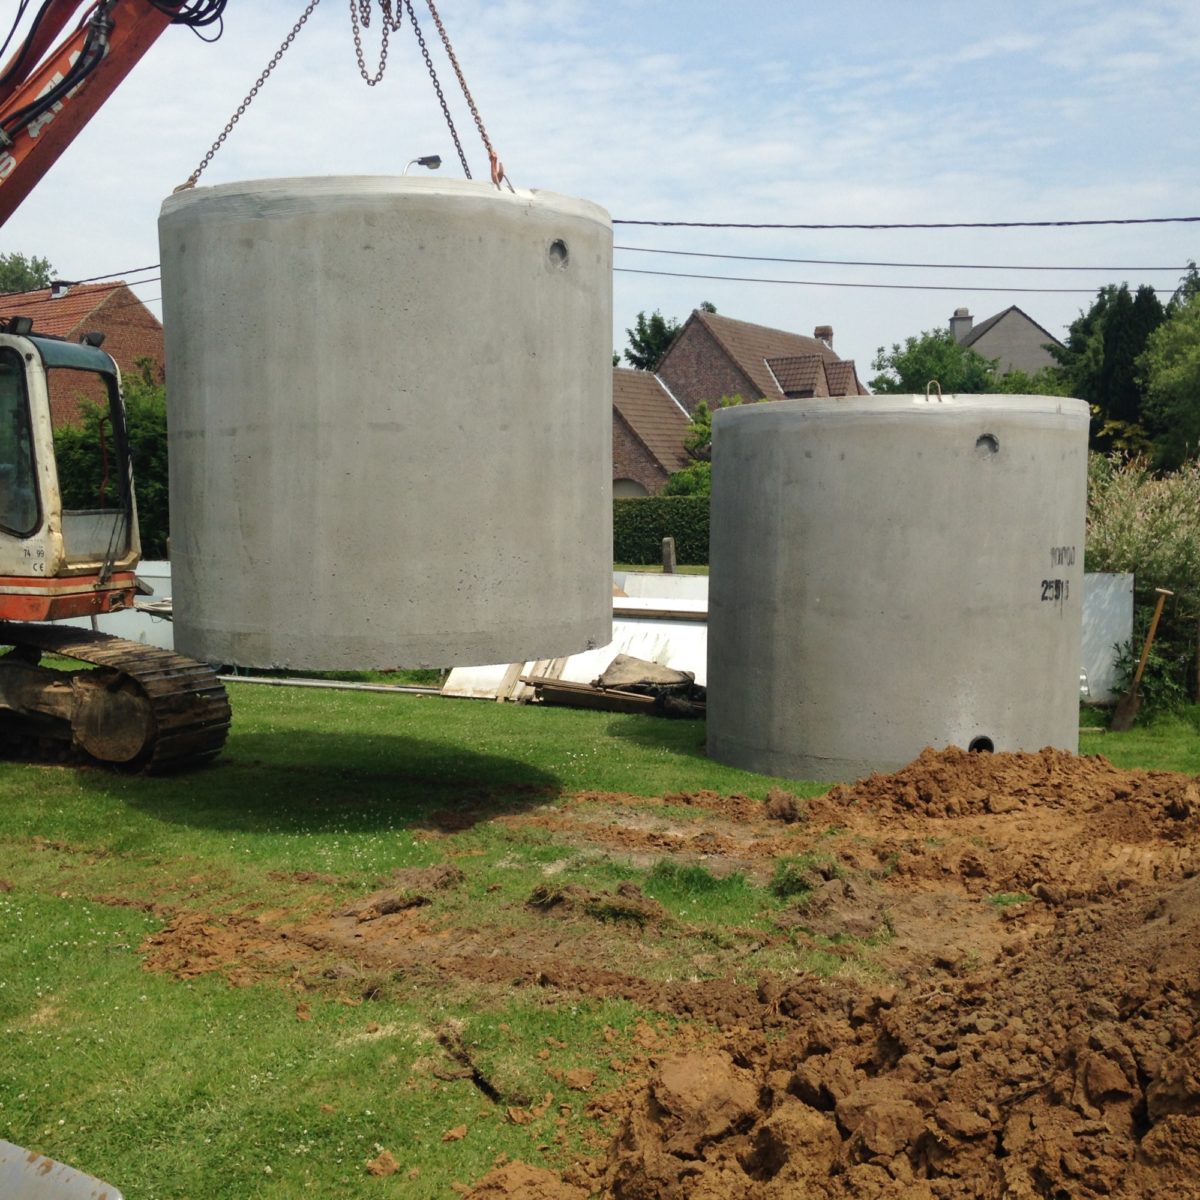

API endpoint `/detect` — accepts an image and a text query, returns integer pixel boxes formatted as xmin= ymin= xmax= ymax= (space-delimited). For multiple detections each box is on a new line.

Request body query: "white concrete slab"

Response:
xmin=1081 ymin=573 xmax=1134 ymax=703
xmin=615 ymin=571 xmax=710 ymax=602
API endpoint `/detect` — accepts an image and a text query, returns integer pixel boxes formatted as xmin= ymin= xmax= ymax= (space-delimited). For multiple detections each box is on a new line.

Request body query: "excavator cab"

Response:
xmin=0 ymin=320 xmax=229 ymax=771
xmin=0 ymin=323 xmax=140 ymax=619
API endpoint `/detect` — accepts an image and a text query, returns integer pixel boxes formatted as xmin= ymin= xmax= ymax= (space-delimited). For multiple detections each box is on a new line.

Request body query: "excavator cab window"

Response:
xmin=45 ymin=363 xmax=132 ymax=564
xmin=0 ymin=348 xmax=39 ymax=536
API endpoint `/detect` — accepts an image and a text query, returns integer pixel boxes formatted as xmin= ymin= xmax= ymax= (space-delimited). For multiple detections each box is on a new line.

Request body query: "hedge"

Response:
xmin=613 ymin=496 xmax=709 ymax=565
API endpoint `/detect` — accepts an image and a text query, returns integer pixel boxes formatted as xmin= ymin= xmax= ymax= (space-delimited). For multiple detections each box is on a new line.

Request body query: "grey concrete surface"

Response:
xmin=159 ymin=177 xmax=612 ymax=669
xmin=1081 ymin=572 xmax=1134 ymax=702
xmin=0 ymin=1138 xmax=122 ymax=1199
xmin=707 ymin=394 xmax=1090 ymax=782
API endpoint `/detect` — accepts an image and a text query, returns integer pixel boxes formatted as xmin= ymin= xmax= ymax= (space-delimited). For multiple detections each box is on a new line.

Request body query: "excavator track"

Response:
xmin=0 ymin=622 xmax=231 ymax=772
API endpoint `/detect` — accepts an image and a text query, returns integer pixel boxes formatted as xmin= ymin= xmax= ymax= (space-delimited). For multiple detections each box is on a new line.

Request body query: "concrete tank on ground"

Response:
xmin=707 ymin=394 xmax=1091 ymax=782
xmin=159 ymin=176 xmax=612 ymax=670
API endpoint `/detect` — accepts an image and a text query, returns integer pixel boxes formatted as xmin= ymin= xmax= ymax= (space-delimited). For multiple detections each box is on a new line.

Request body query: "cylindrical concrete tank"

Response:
xmin=707 ymin=394 xmax=1090 ymax=782
xmin=159 ymin=177 xmax=612 ymax=669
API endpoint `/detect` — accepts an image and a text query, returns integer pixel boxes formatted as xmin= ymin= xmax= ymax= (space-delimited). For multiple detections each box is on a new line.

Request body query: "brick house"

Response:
xmin=656 ymin=309 xmax=868 ymax=415
xmin=613 ymin=367 xmax=691 ymax=497
xmin=0 ymin=281 xmax=163 ymax=426
xmin=949 ymin=305 xmax=1063 ymax=375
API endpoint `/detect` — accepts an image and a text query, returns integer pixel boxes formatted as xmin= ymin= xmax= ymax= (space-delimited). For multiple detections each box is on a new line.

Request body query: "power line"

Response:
xmin=73 ymin=266 xmax=160 ymax=285
xmin=614 ymin=215 xmax=1200 ymax=230
xmin=0 ymin=280 xmax=161 ymax=309
xmin=614 ymin=267 xmax=1102 ymax=294
xmin=614 ymin=245 xmax=1191 ymax=273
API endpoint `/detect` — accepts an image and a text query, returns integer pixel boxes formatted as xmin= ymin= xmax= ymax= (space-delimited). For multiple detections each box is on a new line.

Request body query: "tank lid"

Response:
xmin=160 ymin=175 xmax=611 ymax=230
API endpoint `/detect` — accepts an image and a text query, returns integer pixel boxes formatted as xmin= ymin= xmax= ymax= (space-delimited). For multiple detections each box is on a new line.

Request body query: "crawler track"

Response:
xmin=0 ymin=622 xmax=230 ymax=771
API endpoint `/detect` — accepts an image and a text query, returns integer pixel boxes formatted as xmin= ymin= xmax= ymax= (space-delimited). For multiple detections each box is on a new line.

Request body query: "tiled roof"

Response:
xmin=766 ymin=354 xmax=826 ymax=395
xmin=0 ymin=281 xmax=150 ymax=338
xmin=825 ymin=359 xmax=868 ymax=396
xmin=613 ymin=367 xmax=691 ymax=473
xmin=685 ymin=309 xmax=841 ymax=400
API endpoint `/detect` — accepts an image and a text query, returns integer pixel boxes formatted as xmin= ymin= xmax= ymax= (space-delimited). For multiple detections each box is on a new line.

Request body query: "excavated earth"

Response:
xmin=136 ymin=747 xmax=1200 ymax=1199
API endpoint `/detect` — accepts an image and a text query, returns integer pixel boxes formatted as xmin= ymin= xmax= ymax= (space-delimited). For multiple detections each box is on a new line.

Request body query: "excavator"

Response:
xmin=0 ymin=1 xmax=233 ymax=770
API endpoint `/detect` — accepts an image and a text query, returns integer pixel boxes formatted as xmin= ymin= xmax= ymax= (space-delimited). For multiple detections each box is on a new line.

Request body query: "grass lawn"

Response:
xmin=0 ymin=687 xmax=1195 ymax=1198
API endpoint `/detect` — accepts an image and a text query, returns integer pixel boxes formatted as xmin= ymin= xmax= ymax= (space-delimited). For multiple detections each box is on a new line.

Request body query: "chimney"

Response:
xmin=949 ymin=307 xmax=973 ymax=341
xmin=813 ymin=325 xmax=833 ymax=348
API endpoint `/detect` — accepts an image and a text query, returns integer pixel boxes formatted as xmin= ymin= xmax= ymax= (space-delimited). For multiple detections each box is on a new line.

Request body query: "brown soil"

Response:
xmin=130 ymin=747 xmax=1200 ymax=1199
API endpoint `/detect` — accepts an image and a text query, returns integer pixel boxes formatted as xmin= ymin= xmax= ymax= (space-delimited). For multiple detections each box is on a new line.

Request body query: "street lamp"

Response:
xmin=403 ymin=155 xmax=442 ymax=175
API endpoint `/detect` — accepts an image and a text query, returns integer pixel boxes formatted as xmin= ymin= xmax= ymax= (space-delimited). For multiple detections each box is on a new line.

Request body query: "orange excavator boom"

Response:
xmin=0 ymin=1 xmax=180 ymax=228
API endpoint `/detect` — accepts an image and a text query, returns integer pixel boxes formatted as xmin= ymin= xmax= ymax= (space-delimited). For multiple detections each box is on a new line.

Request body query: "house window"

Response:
xmin=614 ymin=478 xmax=650 ymax=498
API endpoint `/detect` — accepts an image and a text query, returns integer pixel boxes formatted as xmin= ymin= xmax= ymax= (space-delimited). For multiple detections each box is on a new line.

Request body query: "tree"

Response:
xmin=1138 ymin=290 xmax=1200 ymax=469
xmin=869 ymin=328 xmax=997 ymax=394
xmin=624 ymin=310 xmax=681 ymax=371
xmin=1169 ymin=261 xmax=1200 ymax=311
xmin=661 ymin=461 xmax=711 ymax=496
xmin=988 ymin=366 xmax=1072 ymax=396
xmin=1052 ymin=283 xmax=1166 ymax=451
xmin=662 ymin=394 xmax=749 ymax=495
xmin=0 ymin=251 xmax=55 ymax=293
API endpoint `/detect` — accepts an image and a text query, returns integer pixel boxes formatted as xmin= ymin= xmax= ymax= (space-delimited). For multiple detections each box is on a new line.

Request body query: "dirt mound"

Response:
xmin=559 ymin=750 xmax=1200 ymax=1199
xmin=465 ymin=1161 xmax=588 ymax=1199
xmin=122 ymin=747 xmax=1200 ymax=1197
xmin=821 ymin=744 xmax=1196 ymax=823
xmin=572 ymin=877 xmax=1200 ymax=1197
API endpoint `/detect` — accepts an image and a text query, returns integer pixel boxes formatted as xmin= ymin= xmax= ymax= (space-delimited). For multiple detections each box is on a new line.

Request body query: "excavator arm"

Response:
xmin=0 ymin=2 xmax=234 ymax=771
xmin=0 ymin=1 xmax=211 ymax=228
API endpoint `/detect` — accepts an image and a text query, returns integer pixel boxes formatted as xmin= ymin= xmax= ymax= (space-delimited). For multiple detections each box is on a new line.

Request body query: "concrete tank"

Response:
xmin=158 ymin=177 xmax=612 ymax=669
xmin=707 ymin=394 xmax=1090 ymax=782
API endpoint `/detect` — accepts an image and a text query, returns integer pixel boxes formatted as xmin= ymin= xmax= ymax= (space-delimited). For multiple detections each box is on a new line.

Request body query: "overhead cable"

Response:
xmin=614 ymin=246 xmax=1191 ymax=274
xmin=614 ymin=216 xmax=1200 ymax=231
xmin=614 ymin=267 xmax=1104 ymax=294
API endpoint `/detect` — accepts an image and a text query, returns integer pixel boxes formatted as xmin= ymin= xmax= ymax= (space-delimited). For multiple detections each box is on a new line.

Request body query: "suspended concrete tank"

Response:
xmin=159 ymin=176 xmax=612 ymax=670
xmin=707 ymin=393 xmax=1091 ymax=782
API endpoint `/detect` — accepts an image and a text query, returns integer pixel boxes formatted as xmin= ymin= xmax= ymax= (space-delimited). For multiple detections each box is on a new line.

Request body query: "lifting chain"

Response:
xmin=401 ymin=0 xmax=472 ymax=180
xmin=176 ymin=0 xmax=510 ymax=191
xmin=349 ymin=0 xmax=402 ymax=86
xmin=176 ymin=0 xmax=323 ymax=190
xmin=420 ymin=0 xmax=511 ymax=190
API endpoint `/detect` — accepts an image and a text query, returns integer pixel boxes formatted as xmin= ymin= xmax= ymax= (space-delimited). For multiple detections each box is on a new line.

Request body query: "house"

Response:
xmin=949 ymin=305 xmax=1063 ymax=375
xmin=613 ymin=367 xmax=691 ymax=497
xmin=655 ymin=309 xmax=869 ymax=415
xmin=0 ymin=281 xmax=164 ymax=425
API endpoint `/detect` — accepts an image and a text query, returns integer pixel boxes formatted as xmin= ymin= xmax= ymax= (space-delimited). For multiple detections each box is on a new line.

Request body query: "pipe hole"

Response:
xmin=548 ymin=239 xmax=569 ymax=268
xmin=968 ymin=736 xmax=995 ymax=753
xmin=975 ymin=433 xmax=999 ymax=456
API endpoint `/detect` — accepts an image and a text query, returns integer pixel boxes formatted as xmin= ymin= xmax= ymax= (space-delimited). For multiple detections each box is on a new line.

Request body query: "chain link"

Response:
xmin=176 ymin=0 xmax=510 ymax=191
xmin=349 ymin=0 xmax=403 ymax=86
xmin=422 ymin=0 xmax=509 ymax=189
xmin=176 ymin=0 xmax=323 ymax=191
xmin=402 ymin=0 xmax=471 ymax=177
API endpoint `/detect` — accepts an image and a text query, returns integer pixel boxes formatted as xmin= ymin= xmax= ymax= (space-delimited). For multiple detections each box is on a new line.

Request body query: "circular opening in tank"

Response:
xmin=968 ymin=736 xmax=995 ymax=753
xmin=975 ymin=433 xmax=1000 ymax=456
xmin=548 ymin=239 xmax=569 ymax=268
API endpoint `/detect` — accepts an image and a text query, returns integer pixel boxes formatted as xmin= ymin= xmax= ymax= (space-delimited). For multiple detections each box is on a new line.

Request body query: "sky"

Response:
xmin=2 ymin=0 xmax=1198 ymax=378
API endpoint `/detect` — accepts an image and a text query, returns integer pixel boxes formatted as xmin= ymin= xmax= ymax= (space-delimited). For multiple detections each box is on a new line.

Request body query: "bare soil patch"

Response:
xmin=130 ymin=747 xmax=1200 ymax=1198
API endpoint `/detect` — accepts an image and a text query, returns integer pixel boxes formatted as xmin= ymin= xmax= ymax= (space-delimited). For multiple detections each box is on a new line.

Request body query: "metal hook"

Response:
xmin=924 ymin=380 xmax=943 ymax=402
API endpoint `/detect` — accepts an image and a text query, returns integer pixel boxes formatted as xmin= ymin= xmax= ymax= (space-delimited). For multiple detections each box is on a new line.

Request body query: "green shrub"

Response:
xmin=613 ymin=495 xmax=709 ymax=564
xmin=1087 ymin=453 xmax=1200 ymax=703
